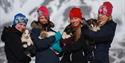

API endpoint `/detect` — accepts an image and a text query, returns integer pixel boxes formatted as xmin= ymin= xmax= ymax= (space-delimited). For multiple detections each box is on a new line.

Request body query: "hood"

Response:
xmin=31 ymin=20 xmax=55 ymax=31
xmin=1 ymin=26 xmax=21 ymax=42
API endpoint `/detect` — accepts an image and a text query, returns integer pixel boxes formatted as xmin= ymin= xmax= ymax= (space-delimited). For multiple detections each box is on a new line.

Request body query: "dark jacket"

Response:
xmin=84 ymin=19 xmax=117 ymax=63
xmin=31 ymin=21 xmax=59 ymax=63
xmin=1 ymin=26 xmax=31 ymax=63
xmin=84 ymin=20 xmax=117 ymax=44
xmin=61 ymin=25 xmax=88 ymax=63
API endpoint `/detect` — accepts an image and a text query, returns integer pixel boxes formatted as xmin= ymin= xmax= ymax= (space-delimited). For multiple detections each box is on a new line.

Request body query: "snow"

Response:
xmin=0 ymin=0 xmax=125 ymax=63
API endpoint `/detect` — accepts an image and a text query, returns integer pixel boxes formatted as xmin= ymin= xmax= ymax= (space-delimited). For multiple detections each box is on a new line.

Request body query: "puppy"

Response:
xmin=62 ymin=26 xmax=73 ymax=39
xmin=21 ymin=29 xmax=35 ymax=57
xmin=21 ymin=29 xmax=33 ymax=47
xmin=62 ymin=32 xmax=72 ymax=39
xmin=31 ymin=21 xmax=55 ymax=39
xmin=39 ymin=31 xmax=62 ymax=54
xmin=39 ymin=31 xmax=55 ymax=39
xmin=87 ymin=19 xmax=101 ymax=32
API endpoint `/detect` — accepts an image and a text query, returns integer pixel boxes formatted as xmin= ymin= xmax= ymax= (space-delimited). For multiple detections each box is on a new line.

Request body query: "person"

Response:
xmin=30 ymin=6 xmax=62 ymax=63
xmin=84 ymin=1 xmax=117 ymax=63
xmin=1 ymin=13 xmax=31 ymax=63
xmin=60 ymin=7 xmax=88 ymax=63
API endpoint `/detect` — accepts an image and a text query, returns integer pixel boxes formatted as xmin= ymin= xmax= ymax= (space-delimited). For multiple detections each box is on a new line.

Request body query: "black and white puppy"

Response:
xmin=87 ymin=19 xmax=101 ymax=32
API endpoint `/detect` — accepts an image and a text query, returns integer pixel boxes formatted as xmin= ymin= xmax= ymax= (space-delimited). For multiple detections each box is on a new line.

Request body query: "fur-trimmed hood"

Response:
xmin=31 ymin=20 xmax=55 ymax=31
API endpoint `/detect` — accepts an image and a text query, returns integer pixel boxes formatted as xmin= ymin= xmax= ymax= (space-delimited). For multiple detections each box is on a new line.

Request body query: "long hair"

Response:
xmin=64 ymin=23 xmax=83 ymax=42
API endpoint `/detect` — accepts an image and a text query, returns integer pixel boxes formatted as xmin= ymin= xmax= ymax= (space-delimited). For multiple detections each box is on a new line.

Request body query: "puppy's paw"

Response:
xmin=39 ymin=31 xmax=48 ymax=39
xmin=62 ymin=32 xmax=71 ymax=39
xmin=47 ymin=32 xmax=55 ymax=37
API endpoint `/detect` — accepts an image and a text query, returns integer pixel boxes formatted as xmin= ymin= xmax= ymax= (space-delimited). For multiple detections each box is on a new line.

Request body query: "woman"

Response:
xmin=60 ymin=7 xmax=88 ymax=63
xmin=31 ymin=6 xmax=62 ymax=63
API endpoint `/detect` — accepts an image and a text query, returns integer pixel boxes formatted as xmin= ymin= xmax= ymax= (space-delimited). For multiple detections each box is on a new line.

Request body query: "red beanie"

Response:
xmin=38 ymin=6 xmax=49 ymax=17
xmin=98 ymin=1 xmax=113 ymax=17
xmin=69 ymin=7 xmax=83 ymax=19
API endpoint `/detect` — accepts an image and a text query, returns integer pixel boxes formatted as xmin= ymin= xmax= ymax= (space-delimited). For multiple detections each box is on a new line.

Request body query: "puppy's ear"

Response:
xmin=22 ymin=30 xmax=26 ymax=34
xmin=48 ymin=21 xmax=55 ymax=28
xmin=28 ymin=30 xmax=31 ymax=34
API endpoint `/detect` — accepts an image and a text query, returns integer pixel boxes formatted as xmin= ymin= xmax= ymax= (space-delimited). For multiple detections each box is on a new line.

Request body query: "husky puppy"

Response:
xmin=87 ymin=19 xmax=101 ymax=32
xmin=21 ymin=29 xmax=35 ymax=57
xmin=39 ymin=31 xmax=55 ymax=39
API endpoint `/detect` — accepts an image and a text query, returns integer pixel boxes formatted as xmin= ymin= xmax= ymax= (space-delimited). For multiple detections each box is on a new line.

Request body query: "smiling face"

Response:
xmin=38 ymin=15 xmax=48 ymax=25
xmin=69 ymin=17 xmax=82 ymax=27
xmin=15 ymin=22 xmax=26 ymax=32
xmin=97 ymin=14 xmax=110 ymax=26
xmin=97 ymin=2 xmax=113 ymax=26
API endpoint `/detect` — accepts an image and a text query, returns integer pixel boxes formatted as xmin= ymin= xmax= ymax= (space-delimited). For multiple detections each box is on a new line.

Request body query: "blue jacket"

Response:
xmin=84 ymin=20 xmax=117 ymax=44
xmin=31 ymin=21 xmax=59 ymax=63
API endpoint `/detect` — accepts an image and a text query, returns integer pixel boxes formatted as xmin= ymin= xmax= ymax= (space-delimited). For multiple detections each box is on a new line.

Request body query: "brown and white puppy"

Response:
xmin=21 ymin=29 xmax=35 ymax=57
xmin=39 ymin=31 xmax=55 ymax=39
xmin=31 ymin=21 xmax=55 ymax=39
xmin=21 ymin=29 xmax=33 ymax=47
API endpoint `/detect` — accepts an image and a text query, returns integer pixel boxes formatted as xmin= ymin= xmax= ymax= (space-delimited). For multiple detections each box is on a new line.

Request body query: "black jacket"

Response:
xmin=1 ymin=26 xmax=31 ymax=63
xmin=61 ymin=25 xmax=88 ymax=63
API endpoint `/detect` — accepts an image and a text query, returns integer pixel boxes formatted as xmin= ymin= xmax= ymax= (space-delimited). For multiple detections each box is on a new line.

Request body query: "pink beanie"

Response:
xmin=38 ymin=6 xmax=49 ymax=17
xmin=98 ymin=1 xmax=113 ymax=16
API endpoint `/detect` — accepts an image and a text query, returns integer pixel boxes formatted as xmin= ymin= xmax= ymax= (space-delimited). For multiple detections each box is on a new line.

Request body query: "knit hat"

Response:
xmin=98 ymin=1 xmax=113 ymax=16
xmin=69 ymin=7 xmax=83 ymax=19
xmin=37 ymin=6 xmax=49 ymax=18
xmin=13 ymin=13 xmax=28 ymax=26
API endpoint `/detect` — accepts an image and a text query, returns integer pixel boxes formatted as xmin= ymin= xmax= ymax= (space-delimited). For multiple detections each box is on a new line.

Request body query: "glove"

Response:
xmin=54 ymin=32 xmax=62 ymax=42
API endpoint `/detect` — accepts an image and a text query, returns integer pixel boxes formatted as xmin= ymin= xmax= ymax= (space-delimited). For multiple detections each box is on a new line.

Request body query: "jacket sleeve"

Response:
xmin=1 ymin=27 xmax=7 ymax=42
xmin=84 ymin=22 xmax=117 ymax=42
xmin=6 ymin=33 xmax=31 ymax=62
xmin=62 ymin=37 xmax=84 ymax=52
xmin=31 ymin=28 xmax=55 ymax=51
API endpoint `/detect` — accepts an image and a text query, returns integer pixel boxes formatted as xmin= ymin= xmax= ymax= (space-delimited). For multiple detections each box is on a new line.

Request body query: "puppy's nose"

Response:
xmin=25 ymin=36 xmax=29 ymax=39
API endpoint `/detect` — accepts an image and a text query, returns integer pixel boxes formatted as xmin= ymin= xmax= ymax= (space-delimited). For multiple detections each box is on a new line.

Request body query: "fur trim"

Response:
xmin=31 ymin=21 xmax=55 ymax=29
xmin=31 ymin=21 xmax=42 ymax=29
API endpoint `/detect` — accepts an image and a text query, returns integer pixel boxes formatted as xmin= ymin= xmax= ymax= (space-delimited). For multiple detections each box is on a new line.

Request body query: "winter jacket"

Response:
xmin=1 ymin=26 xmax=31 ymax=63
xmin=84 ymin=19 xmax=117 ymax=63
xmin=84 ymin=20 xmax=117 ymax=44
xmin=60 ymin=25 xmax=88 ymax=63
xmin=31 ymin=21 xmax=59 ymax=63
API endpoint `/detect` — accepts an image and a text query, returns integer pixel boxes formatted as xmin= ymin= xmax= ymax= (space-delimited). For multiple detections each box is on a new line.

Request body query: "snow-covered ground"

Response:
xmin=0 ymin=0 xmax=125 ymax=63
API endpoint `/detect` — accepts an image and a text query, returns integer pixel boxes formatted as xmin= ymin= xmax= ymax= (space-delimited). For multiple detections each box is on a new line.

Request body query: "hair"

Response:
xmin=73 ymin=27 xmax=81 ymax=42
